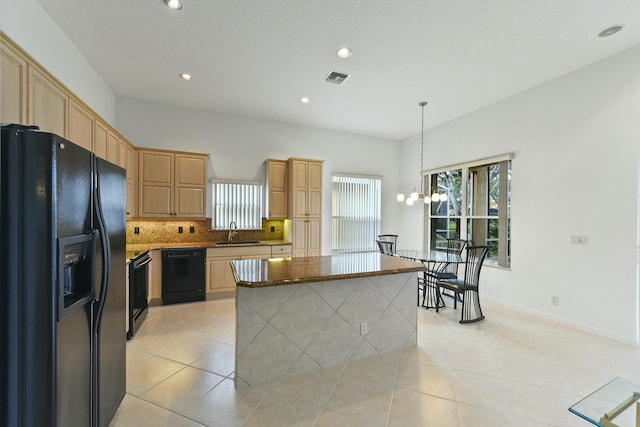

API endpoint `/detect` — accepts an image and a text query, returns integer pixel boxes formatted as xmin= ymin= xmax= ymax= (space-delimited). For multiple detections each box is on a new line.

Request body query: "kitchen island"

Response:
xmin=231 ymin=252 xmax=425 ymax=386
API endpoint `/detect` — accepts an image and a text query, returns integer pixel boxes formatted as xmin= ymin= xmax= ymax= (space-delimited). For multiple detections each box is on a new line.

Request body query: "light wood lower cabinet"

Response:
xmin=291 ymin=218 xmax=321 ymax=257
xmin=206 ymin=246 xmax=272 ymax=293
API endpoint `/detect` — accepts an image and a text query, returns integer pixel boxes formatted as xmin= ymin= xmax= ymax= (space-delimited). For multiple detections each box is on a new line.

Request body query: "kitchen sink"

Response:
xmin=215 ymin=241 xmax=261 ymax=246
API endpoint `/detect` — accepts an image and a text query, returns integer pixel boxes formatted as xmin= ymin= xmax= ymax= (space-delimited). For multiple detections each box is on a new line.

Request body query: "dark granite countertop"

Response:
xmin=231 ymin=252 xmax=425 ymax=288
xmin=126 ymin=240 xmax=291 ymax=260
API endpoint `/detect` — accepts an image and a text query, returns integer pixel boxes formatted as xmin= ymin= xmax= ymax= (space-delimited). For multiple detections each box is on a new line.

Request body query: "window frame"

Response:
xmin=331 ymin=173 xmax=382 ymax=253
xmin=424 ymin=154 xmax=512 ymax=268
xmin=211 ymin=179 xmax=264 ymax=230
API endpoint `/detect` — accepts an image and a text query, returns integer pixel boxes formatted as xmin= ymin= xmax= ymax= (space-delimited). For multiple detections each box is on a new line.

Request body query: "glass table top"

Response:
xmin=569 ymin=377 xmax=640 ymax=426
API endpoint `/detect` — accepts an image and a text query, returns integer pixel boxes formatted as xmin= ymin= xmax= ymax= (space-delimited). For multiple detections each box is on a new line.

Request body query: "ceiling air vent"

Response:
xmin=325 ymin=71 xmax=350 ymax=85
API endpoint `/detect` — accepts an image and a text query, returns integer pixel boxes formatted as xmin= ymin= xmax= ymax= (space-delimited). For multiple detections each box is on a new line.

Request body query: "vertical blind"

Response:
xmin=332 ymin=173 xmax=382 ymax=252
xmin=212 ymin=180 xmax=263 ymax=229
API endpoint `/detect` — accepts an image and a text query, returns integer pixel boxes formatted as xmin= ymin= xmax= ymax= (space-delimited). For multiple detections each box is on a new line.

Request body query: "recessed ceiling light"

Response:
xmin=164 ymin=0 xmax=183 ymax=10
xmin=336 ymin=47 xmax=352 ymax=58
xmin=300 ymin=97 xmax=310 ymax=104
xmin=598 ymin=24 xmax=624 ymax=38
xmin=180 ymin=73 xmax=192 ymax=81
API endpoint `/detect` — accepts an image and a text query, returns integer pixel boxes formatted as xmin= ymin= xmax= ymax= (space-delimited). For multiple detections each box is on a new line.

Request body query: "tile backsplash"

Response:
xmin=126 ymin=218 xmax=285 ymax=245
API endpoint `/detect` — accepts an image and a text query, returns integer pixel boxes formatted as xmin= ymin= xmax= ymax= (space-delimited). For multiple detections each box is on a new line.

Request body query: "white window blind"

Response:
xmin=332 ymin=174 xmax=382 ymax=252
xmin=212 ymin=180 xmax=263 ymax=229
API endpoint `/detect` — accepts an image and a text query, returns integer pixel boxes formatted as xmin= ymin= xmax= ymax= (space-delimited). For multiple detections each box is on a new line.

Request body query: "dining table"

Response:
xmin=395 ymin=249 xmax=464 ymax=309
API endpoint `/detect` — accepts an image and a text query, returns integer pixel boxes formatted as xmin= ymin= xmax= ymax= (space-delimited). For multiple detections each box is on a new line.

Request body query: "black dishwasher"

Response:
xmin=162 ymin=248 xmax=206 ymax=304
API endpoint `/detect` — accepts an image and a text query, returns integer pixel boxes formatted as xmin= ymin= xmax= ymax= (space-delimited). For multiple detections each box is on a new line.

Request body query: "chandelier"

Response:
xmin=397 ymin=101 xmax=447 ymax=205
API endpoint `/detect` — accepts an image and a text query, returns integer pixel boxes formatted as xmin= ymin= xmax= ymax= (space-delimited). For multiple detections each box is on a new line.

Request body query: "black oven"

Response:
xmin=127 ymin=251 xmax=151 ymax=339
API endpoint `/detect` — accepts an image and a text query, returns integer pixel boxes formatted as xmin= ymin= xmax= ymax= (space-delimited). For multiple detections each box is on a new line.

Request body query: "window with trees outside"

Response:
xmin=427 ymin=155 xmax=512 ymax=267
xmin=332 ymin=173 xmax=382 ymax=252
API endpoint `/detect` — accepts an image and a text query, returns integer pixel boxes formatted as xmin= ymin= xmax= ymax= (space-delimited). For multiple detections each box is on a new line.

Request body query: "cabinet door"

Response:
xmin=125 ymin=147 xmax=137 ymax=218
xmin=266 ymin=160 xmax=288 ymax=219
xmin=106 ymin=131 xmax=119 ymax=164
xmin=290 ymin=160 xmax=308 ymax=217
xmin=94 ymin=120 xmax=108 ymax=159
xmin=67 ymin=99 xmax=94 ymax=151
xmin=28 ymin=67 xmax=67 ymax=136
xmin=207 ymin=258 xmax=236 ymax=293
xmin=308 ymin=161 xmax=323 ymax=218
xmin=291 ymin=219 xmax=308 ymax=257
xmin=138 ymin=150 xmax=174 ymax=217
xmin=291 ymin=219 xmax=321 ymax=257
xmin=1 ymin=43 xmax=27 ymax=124
xmin=175 ymin=154 xmax=207 ymax=218
xmin=307 ymin=218 xmax=322 ymax=257
xmin=118 ymin=139 xmax=128 ymax=169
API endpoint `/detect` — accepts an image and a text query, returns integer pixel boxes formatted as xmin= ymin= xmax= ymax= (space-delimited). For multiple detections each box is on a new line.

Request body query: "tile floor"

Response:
xmin=110 ymin=296 xmax=640 ymax=427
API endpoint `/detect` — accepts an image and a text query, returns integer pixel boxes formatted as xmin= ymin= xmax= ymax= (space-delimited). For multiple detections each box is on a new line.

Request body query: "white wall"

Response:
xmin=398 ymin=46 xmax=640 ymax=345
xmin=116 ymin=97 xmax=401 ymax=253
xmin=2 ymin=0 xmax=116 ymax=124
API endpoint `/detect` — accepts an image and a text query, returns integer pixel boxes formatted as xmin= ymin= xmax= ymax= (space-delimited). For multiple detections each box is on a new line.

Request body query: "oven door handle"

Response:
xmin=134 ymin=256 xmax=152 ymax=268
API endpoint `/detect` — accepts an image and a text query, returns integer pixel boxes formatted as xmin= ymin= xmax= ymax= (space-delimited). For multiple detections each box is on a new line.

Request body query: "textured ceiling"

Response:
xmin=36 ymin=0 xmax=640 ymax=140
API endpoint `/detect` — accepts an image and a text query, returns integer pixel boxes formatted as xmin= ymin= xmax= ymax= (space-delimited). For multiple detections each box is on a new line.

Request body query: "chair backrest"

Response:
xmin=444 ymin=238 xmax=468 ymax=274
xmin=377 ymin=234 xmax=398 ymax=254
xmin=376 ymin=239 xmax=395 ymax=255
xmin=446 ymin=238 xmax=467 ymax=255
xmin=462 ymin=245 xmax=489 ymax=288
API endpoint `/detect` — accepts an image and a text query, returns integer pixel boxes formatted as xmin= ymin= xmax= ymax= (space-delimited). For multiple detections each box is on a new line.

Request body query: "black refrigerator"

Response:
xmin=0 ymin=124 xmax=126 ymax=427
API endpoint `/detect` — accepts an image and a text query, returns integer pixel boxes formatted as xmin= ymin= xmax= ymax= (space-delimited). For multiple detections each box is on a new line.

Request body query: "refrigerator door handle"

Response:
xmin=93 ymin=162 xmax=111 ymax=328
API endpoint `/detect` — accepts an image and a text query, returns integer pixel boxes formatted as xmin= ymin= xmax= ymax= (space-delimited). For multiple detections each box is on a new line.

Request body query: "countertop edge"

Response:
xmin=232 ymin=255 xmax=425 ymax=288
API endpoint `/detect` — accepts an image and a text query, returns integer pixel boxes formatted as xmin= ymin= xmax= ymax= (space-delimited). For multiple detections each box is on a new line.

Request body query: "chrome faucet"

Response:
xmin=228 ymin=221 xmax=238 ymax=242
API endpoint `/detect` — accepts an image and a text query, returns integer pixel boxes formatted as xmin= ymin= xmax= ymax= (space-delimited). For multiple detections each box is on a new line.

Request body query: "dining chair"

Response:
xmin=437 ymin=245 xmax=488 ymax=324
xmin=377 ymin=234 xmax=398 ymax=254
xmin=422 ymin=238 xmax=467 ymax=306
xmin=375 ymin=239 xmax=395 ymax=255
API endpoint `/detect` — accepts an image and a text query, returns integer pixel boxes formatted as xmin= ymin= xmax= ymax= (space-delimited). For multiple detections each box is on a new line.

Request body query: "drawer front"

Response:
xmin=271 ymin=244 xmax=292 ymax=256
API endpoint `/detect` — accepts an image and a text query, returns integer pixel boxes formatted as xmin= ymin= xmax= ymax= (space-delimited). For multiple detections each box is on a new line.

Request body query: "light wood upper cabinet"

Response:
xmin=138 ymin=148 xmax=208 ymax=218
xmin=175 ymin=153 xmax=207 ymax=217
xmin=127 ymin=148 xmax=138 ymax=218
xmin=1 ymin=41 xmax=27 ymax=124
xmin=289 ymin=158 xmax=323 ymax=218
xmin=265 ymin=159 xmax=288 ymax=219
xmin=67 ymin=99 xmax=94 ymax=151
xmin=2 ymin=35 xmax=141 ymax=222
xmin=28 ymin=66 xmax=67 ymax=136
xmin=138 ymin=150 xmax=174 ymax=217
xmin=94 ymin=120 xmax=108 ymax=159
xmin=106 ymin=130 xmax=119 ymax=165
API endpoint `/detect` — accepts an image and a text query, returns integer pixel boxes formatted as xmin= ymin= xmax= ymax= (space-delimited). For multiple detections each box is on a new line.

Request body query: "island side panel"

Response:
xmin=235 ymin=272 xmax=417 ymax=386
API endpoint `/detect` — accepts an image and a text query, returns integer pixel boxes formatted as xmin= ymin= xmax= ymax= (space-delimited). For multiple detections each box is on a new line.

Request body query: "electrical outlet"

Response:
xmin=178 ymin=226 xmax=183 ymax=234
xmin=551 ymin=296 xmax=559 ymax=306
xmin=360 ymin=322 xmax=368 ymax=335
xmin=570 ymin=235 xmax=588 ymax=245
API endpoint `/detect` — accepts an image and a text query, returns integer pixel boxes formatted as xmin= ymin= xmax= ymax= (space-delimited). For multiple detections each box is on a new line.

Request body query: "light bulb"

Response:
xmin=410 ymin=189 xmax=418 ymax=200
xmin=424 ymin=196 xmax=431 ymax=204
xmin=165 ymin=0 xmax=183 ymax=10
xmin=431 ymin=192 xmax=440 ymax=202
xmin=440 ymin=193 xmax=448 ymax=202
xmin=406 ymin=198 xmax=414 ymax=206
xmin=397 ymin=193 xmax=405 ymax=202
